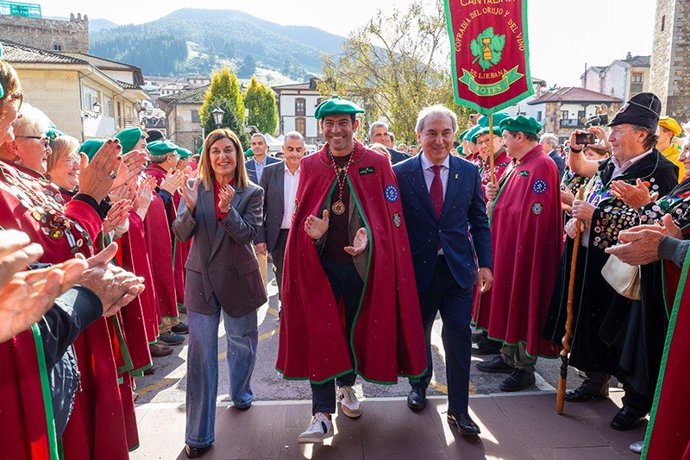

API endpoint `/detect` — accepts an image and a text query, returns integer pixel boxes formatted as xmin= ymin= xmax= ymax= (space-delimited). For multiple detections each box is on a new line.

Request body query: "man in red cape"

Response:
xmin=276 ymin=97 xmax=426 ymax=444
xmin=475 ymin=115 xmax=563 ymax=392
xmin=606 ymin=220 xmax=690 ymax=458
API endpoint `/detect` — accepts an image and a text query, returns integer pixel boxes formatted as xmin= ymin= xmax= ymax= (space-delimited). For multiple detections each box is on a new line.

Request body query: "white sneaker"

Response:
xmin=298 ymin=412 xmax=334 ymax=444
xmin=337 ymin=385 xmax=362 ymax=418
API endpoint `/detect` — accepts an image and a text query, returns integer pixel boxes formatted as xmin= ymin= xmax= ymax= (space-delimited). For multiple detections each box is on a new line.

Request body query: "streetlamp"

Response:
xmin=212 ymin=107 xmax=225 ymax=127
xmin=92 ymin=101 xmax=101 ymax=114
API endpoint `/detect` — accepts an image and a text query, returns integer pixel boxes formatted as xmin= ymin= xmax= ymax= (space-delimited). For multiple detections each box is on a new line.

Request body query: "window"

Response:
xmin=561 ymin=110 xmax=569 ymax=120
xmin=53 ymin=43 xmax=62 ymax=51
xmin=104 ymin=97 xmax=113 ymax=117
xmin=82 ymin=85 xmax=99 ymax=112
xmin=537 ymin=111 xmax=542 ymax=122
xmin=632 ymin=73 xmax=643 ymax=83
xmin=295 ymin=117 xmax=306 ymax=136
xmin=191 ymin=110 xmax=200 ymax=123
xmin=295 ymin=98 xmax=306 ymax=116
xmin=661 ymin=15 xmax=665 ymax=32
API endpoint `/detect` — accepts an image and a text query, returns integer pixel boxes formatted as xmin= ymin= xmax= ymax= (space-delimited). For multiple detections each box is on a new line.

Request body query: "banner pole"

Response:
xmin=489 ymin=114 xmax=495 ymax=184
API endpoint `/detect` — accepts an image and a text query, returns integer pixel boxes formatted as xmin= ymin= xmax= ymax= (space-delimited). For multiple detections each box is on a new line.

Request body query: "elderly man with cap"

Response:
xmin=475 ymin=115 xmax=563 ymax=392
xmin=543 ymin=92 xmax=678 ymax=431
xmin=657 ymin=116 xmax=685 ymax=181
xmin=276 ymin=96 xmax=426 ymax=444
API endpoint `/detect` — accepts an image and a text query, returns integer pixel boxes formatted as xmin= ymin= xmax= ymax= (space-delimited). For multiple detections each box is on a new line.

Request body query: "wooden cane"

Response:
xmin=556 ymin=188 xmax=585 ymax=414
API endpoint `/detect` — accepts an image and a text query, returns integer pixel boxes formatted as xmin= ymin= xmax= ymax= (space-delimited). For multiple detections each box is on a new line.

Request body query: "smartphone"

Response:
xmin=575 ymin=132 xmax=596 ymax=145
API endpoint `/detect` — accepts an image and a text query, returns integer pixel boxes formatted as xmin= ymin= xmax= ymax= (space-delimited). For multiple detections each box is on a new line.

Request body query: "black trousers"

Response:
xmin=310 ymin=259 xmax=363 ymax=415
xmin=271 ymin=229 xmax=289 ymax=300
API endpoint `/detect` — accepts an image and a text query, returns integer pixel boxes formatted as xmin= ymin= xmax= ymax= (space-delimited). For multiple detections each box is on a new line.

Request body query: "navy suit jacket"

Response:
xmin=548 ymin=150 xmax=565 ymax=180
xmin=394 ymin=154 xmax=492 ymax=292
xmin=387 ymin=148 xmax=410 ymax=165
xmin=246 ymin=156 xmax=282 ymax=184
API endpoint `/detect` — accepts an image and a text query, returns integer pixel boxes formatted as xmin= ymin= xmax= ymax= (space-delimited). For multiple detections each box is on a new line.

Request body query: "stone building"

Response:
xmin=650 ymin=0 xmax=690 ymax=120
xmin=581 ymin=53 xmax=651 ymax=101
xmin=0 ymin=6 xmax=89 ymax=53
xmin=158 ymin=86 xmax=209 ymax=153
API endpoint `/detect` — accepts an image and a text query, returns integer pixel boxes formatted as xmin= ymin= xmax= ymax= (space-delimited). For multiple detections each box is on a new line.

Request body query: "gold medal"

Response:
xmin=331 ymin=200 xmax=345 ymax=215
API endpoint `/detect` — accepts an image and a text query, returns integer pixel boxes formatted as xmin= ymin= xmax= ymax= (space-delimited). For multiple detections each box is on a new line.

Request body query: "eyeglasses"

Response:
xmin=5 ymin=92 xmax=23 ymax=110
xmin=16 ymin=135 xmax=50 ymax=146
xmin=610 ymin=128 xmax=634 ymax=137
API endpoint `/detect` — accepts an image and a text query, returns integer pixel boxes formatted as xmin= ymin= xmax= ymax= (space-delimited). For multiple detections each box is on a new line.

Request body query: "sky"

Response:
xmin=42 ymin=0 xmax=657 ymax=88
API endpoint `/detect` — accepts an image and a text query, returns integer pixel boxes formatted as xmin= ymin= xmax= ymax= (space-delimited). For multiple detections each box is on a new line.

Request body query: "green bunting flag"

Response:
xmin=443 ymin=0 xmax=534 ymax=115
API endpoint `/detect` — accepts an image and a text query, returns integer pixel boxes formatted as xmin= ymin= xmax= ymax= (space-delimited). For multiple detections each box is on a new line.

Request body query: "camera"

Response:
xmin=585 ymin=114 xmax=608 ymax=127
xmin=575 ymin=132 xmax=596 ymax=145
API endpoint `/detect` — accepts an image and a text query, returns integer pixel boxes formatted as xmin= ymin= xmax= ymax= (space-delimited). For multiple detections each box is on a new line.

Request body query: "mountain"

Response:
xmin=90 ymin=18 xmax=119 ymax=32
xmin=90 ymin=8 xmax=346 ymax=79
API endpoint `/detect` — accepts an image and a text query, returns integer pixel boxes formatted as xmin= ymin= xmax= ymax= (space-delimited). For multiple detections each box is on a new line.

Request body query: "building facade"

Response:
xmin=0 ymin=7 xmax=89 ymax=53
xmin=526 ymin=87 xmax=622 ymax=144
xmin=581 ymin=53 xmax=651 ymax=101
xmin=650 ymin=0 xmax=690 ymax=120
xmin=158 ymin=86 xmax=208 ymax=153
xmin=272 ymin=77 xmax=323 ymax=144
xmin=2 ymin=40 xmax=149 ymax=140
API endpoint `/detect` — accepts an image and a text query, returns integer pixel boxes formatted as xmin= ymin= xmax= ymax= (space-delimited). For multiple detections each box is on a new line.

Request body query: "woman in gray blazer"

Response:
xmin=173 ymin=128 xmax=266 ymax=458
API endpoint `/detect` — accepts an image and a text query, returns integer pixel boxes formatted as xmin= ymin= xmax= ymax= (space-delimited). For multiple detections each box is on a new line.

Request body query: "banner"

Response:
xmin=443 ymin=0 xmax=534 ymax=115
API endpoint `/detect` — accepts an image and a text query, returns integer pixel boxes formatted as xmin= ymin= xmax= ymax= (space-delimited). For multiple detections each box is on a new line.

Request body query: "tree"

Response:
xmin=319 ymin=0 xmax=471 ymax=143
xmin=243 ymin=77 xmax=279 ymax=135
xmin=199 ymin=67 xmax=245 ymax=128
xmin=237 ymin=55 xmax=257 ymax=78
xmin=202 ymin=98 xmax=250 ymax=149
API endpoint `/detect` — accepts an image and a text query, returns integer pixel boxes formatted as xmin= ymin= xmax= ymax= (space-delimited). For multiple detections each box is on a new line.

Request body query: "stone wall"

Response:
xmin=0 ymin=13 xmax=89 ymax=53
xmin=667 ymin=1 xmax=690 ymax=121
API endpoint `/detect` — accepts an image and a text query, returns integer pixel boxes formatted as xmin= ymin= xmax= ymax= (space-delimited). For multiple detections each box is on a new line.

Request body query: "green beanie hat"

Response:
xmin=79 ymin=139 xmax=106 ymax=162
xmin=115 ymin=127 xmax=145 ymax=154
xmin=147 ymin=140 xmax=178 ymax=157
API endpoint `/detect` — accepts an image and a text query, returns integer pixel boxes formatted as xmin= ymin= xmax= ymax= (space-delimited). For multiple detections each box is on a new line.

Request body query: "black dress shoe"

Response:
xmin=448 ymin=411 xmax=481 ymax=436
xmin=185 ymin=444 xmax=212 ymax=458
xmin=476 ymin=356 xmax=513 ymax=374
xmin=610 ymin=406 xmax=644 ymax=431
xmin=499 ymin=369 xmax=535 ymax=392
xmin=407 ymin=387 xmax=426 ymax=411
xmin=565 ymin=384 xmax=609 ymax=403
xmin=172 ymin=321 xmax=189 ymax=334
xmin=472 ymin=335 xmax=502 ymax=355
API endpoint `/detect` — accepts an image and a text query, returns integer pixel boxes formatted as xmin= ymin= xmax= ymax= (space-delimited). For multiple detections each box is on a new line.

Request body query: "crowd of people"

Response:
xmin=2 ymin=37 xmax=690 ymax=459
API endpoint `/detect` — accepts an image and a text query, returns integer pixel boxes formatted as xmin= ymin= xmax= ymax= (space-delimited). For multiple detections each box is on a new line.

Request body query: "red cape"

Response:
xmin=0 ymin=328 xmax=58 ymax=459
xmin=475 ymin=145 xmax=563 ymax=357
xmin=276 ymin=142 xmax=426 ymax=383
xmin=644 ymin=252 xmax=690 ymax=459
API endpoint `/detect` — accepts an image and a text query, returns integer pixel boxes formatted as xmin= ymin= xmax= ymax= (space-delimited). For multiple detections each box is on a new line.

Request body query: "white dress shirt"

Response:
xmin=420 ymin=152 xmax=450 ymax=195
xmin=281 ymin=165 xmax=300 ymax=229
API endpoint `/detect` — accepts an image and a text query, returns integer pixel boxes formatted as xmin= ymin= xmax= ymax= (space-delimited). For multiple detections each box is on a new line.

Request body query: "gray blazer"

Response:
xmin=256 ymin=161 xmax=287 ymax=252
xmin=172 ymin=181 xmax=267 ymax=317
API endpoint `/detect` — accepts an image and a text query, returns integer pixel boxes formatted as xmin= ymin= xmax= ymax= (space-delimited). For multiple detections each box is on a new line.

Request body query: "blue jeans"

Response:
xmin=185 ymin=308 xmax=258 ymax=448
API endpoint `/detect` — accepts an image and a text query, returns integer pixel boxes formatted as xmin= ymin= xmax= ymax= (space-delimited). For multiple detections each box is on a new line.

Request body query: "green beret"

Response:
xmin=499 ymin=115 xmax=542 ymax=136
xmin=46 ymin=125 xmax=64 ymax=141
xmin=314 ymin=96 xmax=364 ymax=120
xmin=147 ymin=140 xmax=178 ymax=157
xmin=175 ymin=146 xmax=192 ymax=159
xmin=477 ymin=112 xmax=511 ymax=128
xmin=472 ymin=126 xmax=502 ymax=143
xmin=79 ymin=139 xmax=106 ymax=162
xmin=115 ymin=127 xmax=145 ymax=154
xmin=463 ymin=125 xmax=482 ymax=143
xmin=458 ymin=129 xmax=469 ymax=142
xmin=244 ymin=147 xmax=253 ymax=158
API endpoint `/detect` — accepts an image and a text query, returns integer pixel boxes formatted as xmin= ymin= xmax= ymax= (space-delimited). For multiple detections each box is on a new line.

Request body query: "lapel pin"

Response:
xmin=454 ymin=173 xmax=459 ymax=180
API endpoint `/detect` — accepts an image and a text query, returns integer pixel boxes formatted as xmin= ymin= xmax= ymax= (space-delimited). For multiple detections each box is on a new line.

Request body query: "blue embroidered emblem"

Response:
xmin=385 ymin=184 xmax=399 ymax=202
xmin=533 ymin=179 xmax=547 ymax=194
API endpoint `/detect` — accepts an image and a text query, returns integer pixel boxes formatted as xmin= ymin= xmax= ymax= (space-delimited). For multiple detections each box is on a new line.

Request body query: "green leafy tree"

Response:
xmin=199 ymin=67 xmax=245 ymax=127
xmin=202 ymin=98 xmax=250 ymax=149
xmin=243 ymin=77 xmax=279 ymax=135
xmin=319 ymin=0 xmax=471 ymax=143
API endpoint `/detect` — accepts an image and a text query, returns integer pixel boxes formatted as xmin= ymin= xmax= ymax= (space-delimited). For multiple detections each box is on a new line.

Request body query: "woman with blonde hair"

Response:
xmin=47 ymin=134 xmax=81 ymax=194
xmin=173 ymin=128 xmax=266 ymax=458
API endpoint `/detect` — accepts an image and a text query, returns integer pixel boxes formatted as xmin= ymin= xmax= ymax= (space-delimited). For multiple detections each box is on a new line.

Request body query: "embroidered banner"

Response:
xmin=443 ymin=0 xmax=534 ymax=115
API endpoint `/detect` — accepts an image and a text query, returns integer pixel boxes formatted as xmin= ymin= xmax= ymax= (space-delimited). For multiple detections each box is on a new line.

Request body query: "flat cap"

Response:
xmin=314 ymin=96 xmax=364 ymax=120
xmin=499 ymin=115 xmax=542 ymax=136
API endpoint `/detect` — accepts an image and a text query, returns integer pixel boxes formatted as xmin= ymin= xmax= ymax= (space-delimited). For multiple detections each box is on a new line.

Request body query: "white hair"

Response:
xmin=415 ymin=105 xmax=458 ymax=134
xmin=12 ymin=103 xmax=52 ymax=137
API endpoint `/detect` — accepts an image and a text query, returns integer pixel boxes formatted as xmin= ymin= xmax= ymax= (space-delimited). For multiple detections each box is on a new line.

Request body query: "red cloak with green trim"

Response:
xmin=474 ymin=145 xmax=563 ymax=357
xmin=276 ymin=142 xmax=426 ymax=383
xmin=0 ymin=328 xmax=58 ymax=459
xmin=643 ymin=251 xmax=690 ymax=460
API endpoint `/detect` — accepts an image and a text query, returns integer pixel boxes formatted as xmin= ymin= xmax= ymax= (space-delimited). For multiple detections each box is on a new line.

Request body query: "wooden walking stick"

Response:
xmin=556 ymin=188 xmax=584 ymax=415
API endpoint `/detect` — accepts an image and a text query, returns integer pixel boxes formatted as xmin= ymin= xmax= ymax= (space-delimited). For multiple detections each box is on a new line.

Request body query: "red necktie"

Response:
xmin=430 ymin=165 xmax=443 ymax=220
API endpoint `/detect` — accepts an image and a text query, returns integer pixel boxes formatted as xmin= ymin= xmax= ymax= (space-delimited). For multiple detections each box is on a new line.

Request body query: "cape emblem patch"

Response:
xmin=532 ymin=179 xmax=547 ymax=194
xmin=384 ymin=184 xmax=399 ymax=202
xmin=519 ymin=170 xmax=529 ymax=177
xmin=359 ymin=166 xmax=375 ymax=175
xmin=393 ymin=212 xmax=401 ymax=228
xmin=531 ymin=202 xmax=543 ymax=215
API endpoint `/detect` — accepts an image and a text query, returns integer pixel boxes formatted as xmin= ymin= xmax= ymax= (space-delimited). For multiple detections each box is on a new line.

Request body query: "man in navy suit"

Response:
xmin=394 ymin=105 xmax=493 ymax=436
xmin=369 ymin=121 xmax=410 ymax=164
xmin=246 ymin=133 xmax=282 ymax=286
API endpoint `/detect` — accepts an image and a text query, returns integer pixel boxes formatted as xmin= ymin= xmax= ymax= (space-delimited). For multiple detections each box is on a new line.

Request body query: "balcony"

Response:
xmin=630 ymin=82 xmax=643 ymax=95
xmin=560 ymin=119 xmax=584 ymax=128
